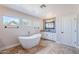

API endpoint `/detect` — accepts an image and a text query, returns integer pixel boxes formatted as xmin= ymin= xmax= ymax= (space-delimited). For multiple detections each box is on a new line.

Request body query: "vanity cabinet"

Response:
xmin=42 ymin=17 xmax=56 ymax=41
xmin=41 ymin=32 xmax=56 ymax=41
xmin=56 ymin=14 xmax=78 ymax=47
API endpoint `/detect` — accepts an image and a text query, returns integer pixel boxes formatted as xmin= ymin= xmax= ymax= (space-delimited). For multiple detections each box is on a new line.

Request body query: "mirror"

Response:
xmin=44 ymin=17 xmax=56 ymax=33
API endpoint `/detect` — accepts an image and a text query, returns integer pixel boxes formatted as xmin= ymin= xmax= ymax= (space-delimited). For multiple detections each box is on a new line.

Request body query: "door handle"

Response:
xmin=61 ymin=32 xmax=64 ymax=33
xmin=74 ymin=30 xmax=77 ymax=32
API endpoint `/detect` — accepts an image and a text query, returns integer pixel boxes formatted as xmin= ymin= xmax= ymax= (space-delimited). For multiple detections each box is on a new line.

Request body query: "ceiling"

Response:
xmin=2 ymin=4 xmax=79 ymax=19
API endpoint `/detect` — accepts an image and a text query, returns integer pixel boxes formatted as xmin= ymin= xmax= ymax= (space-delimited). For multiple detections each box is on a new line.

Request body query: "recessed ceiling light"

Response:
xmin=40 ymin=4 xmax=46 ymax=8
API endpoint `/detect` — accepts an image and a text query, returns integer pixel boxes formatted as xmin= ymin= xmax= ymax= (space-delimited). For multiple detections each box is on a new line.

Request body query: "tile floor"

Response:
xmin=37 ymin=40 xmax=79 ymax=54
xmin=0 ymin=40 xmax=46 ymax=54
xmin=1 ymin=39 xmax=79 ymax=54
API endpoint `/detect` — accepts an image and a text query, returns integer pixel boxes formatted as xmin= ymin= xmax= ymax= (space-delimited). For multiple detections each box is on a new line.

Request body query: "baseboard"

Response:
xmin=0 ymin=43 xmax=20 ymax=51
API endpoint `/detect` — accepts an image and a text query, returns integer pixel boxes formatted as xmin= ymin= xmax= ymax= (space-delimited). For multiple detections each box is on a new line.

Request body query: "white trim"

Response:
xmin=0 ymin=43 xmax=20 ymax=51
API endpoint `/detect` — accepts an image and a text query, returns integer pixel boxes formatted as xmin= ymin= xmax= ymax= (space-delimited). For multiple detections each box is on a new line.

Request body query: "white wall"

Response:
xmin=0 ymin=6 xmax=43 ymax=50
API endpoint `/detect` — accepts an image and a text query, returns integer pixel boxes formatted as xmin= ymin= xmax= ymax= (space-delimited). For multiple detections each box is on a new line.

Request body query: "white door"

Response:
xmin=62 ymin=15 xmax=77 ymax=47
xmin=75 ymin=15 xmax=79 ymax=47
xmin=61 ymin=15 xmax=72 ymax=46
xmin=71 ymin=15 xmax=77 ymax=47
xmin=56 ymin=16 xmax=63 ymax=43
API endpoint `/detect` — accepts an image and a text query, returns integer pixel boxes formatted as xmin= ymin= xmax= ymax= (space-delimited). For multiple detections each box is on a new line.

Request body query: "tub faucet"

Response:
xmin=28 ymin=31 xmax=30 ymax=36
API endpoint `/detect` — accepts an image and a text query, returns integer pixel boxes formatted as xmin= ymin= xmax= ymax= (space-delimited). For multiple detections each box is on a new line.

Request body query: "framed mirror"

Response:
xmin=44 ymin=17 xmax=56 ymax=32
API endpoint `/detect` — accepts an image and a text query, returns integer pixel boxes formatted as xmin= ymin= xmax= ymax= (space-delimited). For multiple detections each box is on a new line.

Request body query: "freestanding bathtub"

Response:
xmin=18 ymin=33 xmax=41 ymax=48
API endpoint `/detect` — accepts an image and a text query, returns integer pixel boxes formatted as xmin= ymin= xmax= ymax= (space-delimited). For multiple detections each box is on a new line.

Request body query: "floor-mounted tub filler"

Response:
xmin=18 ymin=33 xmax=41 ymax=49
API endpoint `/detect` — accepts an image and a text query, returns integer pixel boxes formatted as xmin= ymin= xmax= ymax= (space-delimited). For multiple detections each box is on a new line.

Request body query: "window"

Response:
xmin=3 ymin=16 xmax=32 ymax=28
xmin=3 ymin=16 xmax=20 ymax=26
